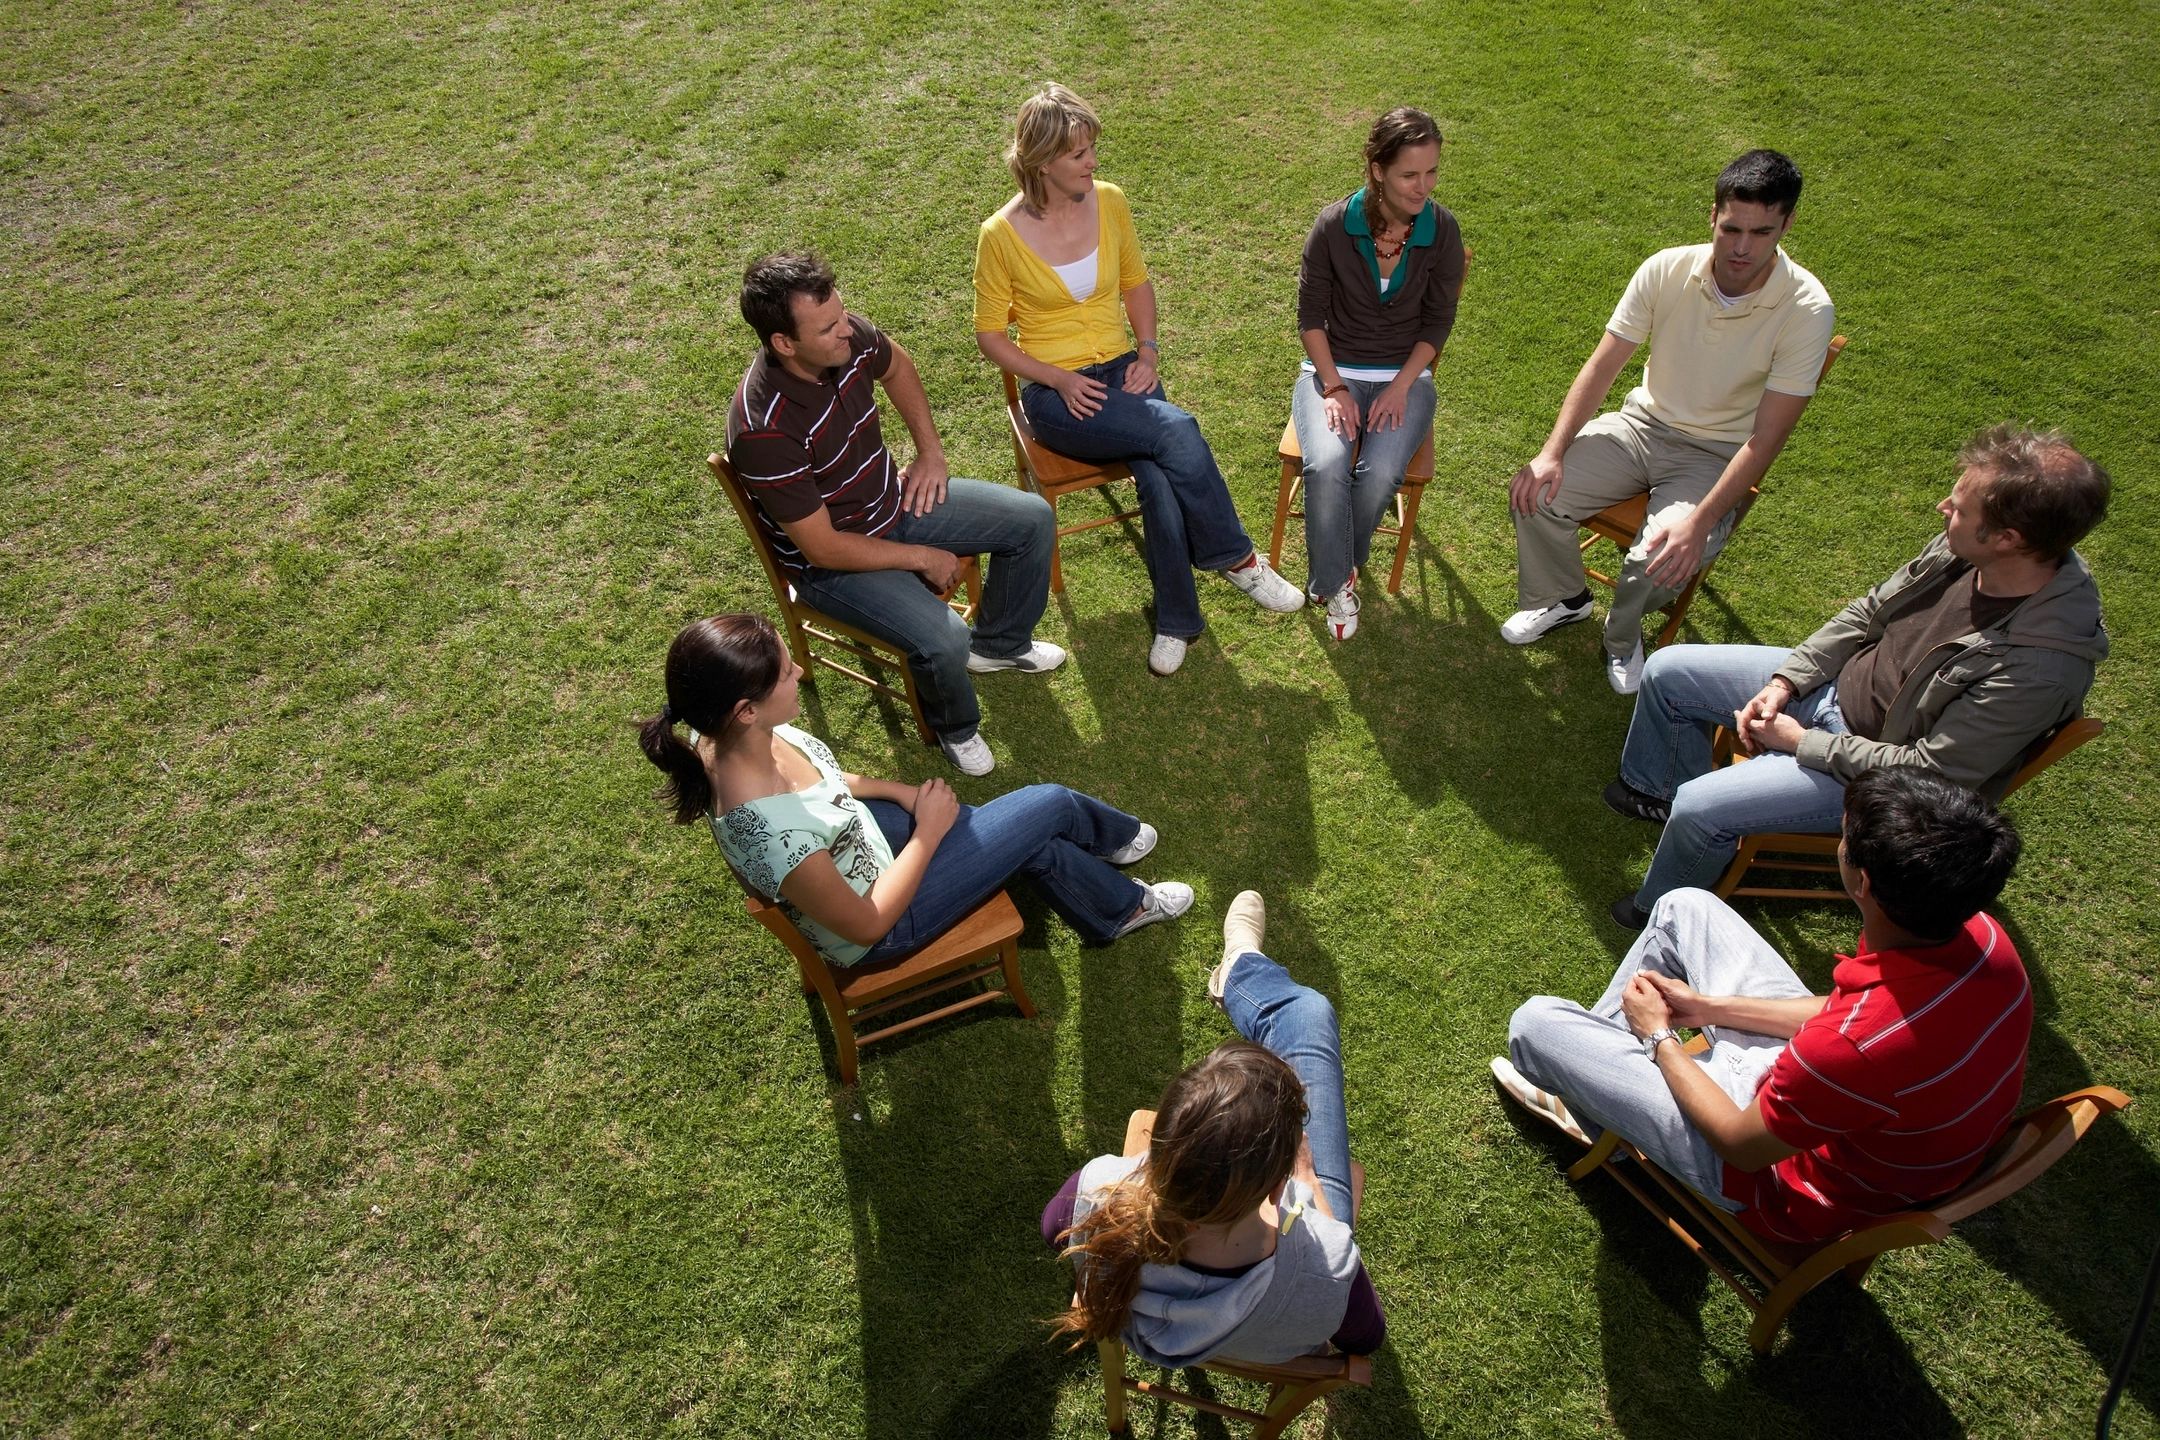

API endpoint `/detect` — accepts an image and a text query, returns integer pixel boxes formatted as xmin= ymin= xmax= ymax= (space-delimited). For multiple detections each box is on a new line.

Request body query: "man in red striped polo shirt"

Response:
xmin=1495 ymin=767 xmax=2029 ymax=1244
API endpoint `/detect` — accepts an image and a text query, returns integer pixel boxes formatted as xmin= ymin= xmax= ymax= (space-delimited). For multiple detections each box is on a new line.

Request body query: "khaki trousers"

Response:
xmin=1513 ymin=404 xmax=1742 ymax=658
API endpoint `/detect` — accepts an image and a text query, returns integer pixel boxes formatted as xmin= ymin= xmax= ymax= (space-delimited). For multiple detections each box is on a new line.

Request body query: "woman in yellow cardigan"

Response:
xmin=974 ymin=84 xmax=1302 ymax=676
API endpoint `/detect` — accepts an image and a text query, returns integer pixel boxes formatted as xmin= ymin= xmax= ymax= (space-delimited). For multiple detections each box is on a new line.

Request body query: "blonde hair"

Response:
xmin=1007 ymin=83 xmax=1101 ymax=213
xmin=1052 ymin=1042 xmax=1307 ymax=1346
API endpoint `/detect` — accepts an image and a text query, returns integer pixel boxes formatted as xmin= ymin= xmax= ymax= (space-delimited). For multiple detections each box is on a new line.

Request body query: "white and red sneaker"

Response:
xmin=1324 ymin=578 xmax=1360 ymax=641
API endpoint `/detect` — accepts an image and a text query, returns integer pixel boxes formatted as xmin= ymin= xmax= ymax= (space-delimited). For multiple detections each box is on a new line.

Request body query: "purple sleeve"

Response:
xmin=1042 ymin=1167 xmax=1085 ymax=1249
xmin=1329 ymin=1264 xmax=1386 ymax=1355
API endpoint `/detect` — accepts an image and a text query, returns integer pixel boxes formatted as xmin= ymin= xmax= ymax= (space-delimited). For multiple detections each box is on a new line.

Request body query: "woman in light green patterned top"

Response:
xmin=639 ymin=614 xmax=1193 ymax=967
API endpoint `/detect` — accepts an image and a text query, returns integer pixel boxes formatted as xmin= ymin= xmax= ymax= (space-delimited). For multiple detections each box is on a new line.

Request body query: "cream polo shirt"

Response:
xmin=1606 ymin=244 xmax=1835 ymax=443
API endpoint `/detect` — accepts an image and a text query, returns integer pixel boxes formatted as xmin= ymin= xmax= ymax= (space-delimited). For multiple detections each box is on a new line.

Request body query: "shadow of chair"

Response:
xmin=1709 ymin=715 xmax=2106 ymax=901
xmin=1577 ymin=334 xmax=1848 ymax=648
xmin=707 ymin=452 xmax=978 ymax=747
xmin=999 ymin=370 xmax=1142 ymax=595
xmin=1093 ymin=1109 xmax=1371 ymax=1438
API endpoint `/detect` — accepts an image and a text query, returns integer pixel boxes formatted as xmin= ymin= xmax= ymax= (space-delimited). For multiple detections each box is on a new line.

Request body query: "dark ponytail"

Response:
xmin=639 ymin=613 xmax=786 ymax=824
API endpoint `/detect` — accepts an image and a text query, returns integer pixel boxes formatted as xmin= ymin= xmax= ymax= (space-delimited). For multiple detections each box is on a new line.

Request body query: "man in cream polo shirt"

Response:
xmin=1503 ymin=150 xmax=1836 ymax=693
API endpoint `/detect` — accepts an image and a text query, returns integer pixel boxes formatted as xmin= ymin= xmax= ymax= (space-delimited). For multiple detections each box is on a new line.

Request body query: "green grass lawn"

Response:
xmin=5 ymin=0 xmax=2157 ymax=1435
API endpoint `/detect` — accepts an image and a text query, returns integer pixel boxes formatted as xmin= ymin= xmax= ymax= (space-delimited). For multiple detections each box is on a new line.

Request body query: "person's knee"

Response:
xmin=917 ymin=612 xmax=974 ymax=670
xmin=1506 ymin=996 xmax=1572 ymax=1077
xmin=1157 ymin=410 xmax=1209 ymax=462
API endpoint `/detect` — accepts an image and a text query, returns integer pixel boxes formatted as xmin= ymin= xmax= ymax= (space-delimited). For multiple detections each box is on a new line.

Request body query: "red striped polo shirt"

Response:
xmin=724 ymin=314 xmax=902 ymax=581
xmin=1726 ymin=912 xmax=2032 ymax=1245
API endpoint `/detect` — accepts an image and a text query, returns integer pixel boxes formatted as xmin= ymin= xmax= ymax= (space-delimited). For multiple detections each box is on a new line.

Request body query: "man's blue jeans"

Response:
xmin=860 ymin=784 xmax=1145 ymax=958
xmin=1289 ymin=370 xmax=1437 ymax=598
xmin=1220 ymin=950 xmax=1356 ymax=1225
xmin=795 ymin=478 xmax=1054 ymax=743
xmin=1020 ymin=352 xmax=1257 ymax=640
xmin=1619 ymin=644 xmax=1850 ymax=907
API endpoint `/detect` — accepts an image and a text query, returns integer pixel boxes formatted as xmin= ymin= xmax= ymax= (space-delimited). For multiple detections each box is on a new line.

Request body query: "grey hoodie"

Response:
xmin=1072 ymin=1153 xmax=1361 ymax=1370
xmin=1775 ymin=533 xmax=2107 ymax=796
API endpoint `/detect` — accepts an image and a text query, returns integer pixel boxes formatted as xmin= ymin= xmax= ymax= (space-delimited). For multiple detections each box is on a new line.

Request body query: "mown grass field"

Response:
xmin=4 ymin=1 xmax=2156 ymax=1435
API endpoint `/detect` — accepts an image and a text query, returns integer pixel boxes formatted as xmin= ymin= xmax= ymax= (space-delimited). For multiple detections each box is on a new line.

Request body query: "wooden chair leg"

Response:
xmin=1656 ymin=572 xmax=1706 ymax=647
xmin=781 ymin=612 xmax=814 ymax=670
xmin=1566 ymin=1130 xmax=1622 ymax=1181
xmin=1388 ymin=481 xmax=1426 ymax=595
xmin=1099 ymin=1340 xmax=1129 ymax=1435
xmin=1268 ymin=459 xmax=1299 ymax=571
xmin=1713 ymin=835 xmax=1764 ymax=898
xmin=1048 ymin=495 xmax=1067 ymax=595
xmin=999 ymin=937 xmax=1037 ymax=1019
xmin=896 ymin=650 xmax=936 ymax=747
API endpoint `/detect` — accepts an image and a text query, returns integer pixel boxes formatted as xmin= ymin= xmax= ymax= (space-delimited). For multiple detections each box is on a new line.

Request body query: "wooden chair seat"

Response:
xmin=1563 ymin=1064 xmax=2130 ymax=1352
xmin=1267 ymin=421 xmax=1436 ymax=596
xmin=1095 ymin=1110 xmax=1372 ymax=1437
xmin=1710 ymin=715 xmax=2105 ymax=901
xmin=741 ymin=886 xmax=1031 ymax=1086
xmin=1577 ymin=333 xmax=1847 ymax=647
xmin=707 ymin=452 xmax=977 ymax=747
xmin=1001 ymin=370 xmax=1141 ymax=594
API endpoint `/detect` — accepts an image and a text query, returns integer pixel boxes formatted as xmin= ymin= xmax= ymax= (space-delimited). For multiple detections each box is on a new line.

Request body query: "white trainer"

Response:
xmin=1606 ymin=641 xmax=1646 ymax=696
xmin=1105 ymin=822 xmax=1158 ymax=866
xmin=1223 ymin=554 xmax=1305 ymax=613
xmin=1117 ymin=880 xmax=1195 ymax=937
xmin=1489 ymin=1056 xmax=1591 ymax=1146
xmin=938 ymin=732 xmax=995 ymax=776
xmin=1499 ymin=595 xmax=1594 ymax=645
xmin=966 ymin=640 xmax=1068 ymax=674
xmin=1149 ymin=633 xmax=1188 ymax=676
xmin=1324 ymin=580 xmax=1360 ymax=641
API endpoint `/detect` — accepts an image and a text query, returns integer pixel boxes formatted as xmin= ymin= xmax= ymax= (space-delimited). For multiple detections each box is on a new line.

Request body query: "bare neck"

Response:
xmin=1973 ymin=550 xmax=2059 ymax=599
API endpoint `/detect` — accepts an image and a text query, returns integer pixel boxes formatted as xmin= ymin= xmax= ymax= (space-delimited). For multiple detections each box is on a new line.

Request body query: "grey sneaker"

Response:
xmin=1117 ymin=881 xmax=1195 ymax=937
xmin=1149 ymin=634 xmax=1188 ymax=676
xmin=967 ymin=640 xmax=1068 ymax=675
xmin=1105 ymin=822 xmax=1158 ymax=866
xmin=939 ymin=732 xmax=994 ymax=776
xmin=1499 ymin=595 xmax=1594 ymax=645
xmin=1606 ymin=641 xmax=1646 ymax=695
xmin=1223 ymin=554 xmax=1304 ymax=613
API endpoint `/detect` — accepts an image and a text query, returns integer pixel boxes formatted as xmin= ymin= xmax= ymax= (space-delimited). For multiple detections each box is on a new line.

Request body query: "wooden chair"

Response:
xmin=706 ymin=452 xmax=978 ymax=747
xmin=1710 ymin=715 xmax=2106 ymax=900
xmin=1578 ymin=333 xmax=1848 ymax=647
xmin=1096 ymin=1110 xmax=1372 ymax=1438
xmin=1564 ymin=1050 xmax=2130 ymax=1353
xmin=739 ymin=885 xmax=1032 ymax=1087
xmin=1267 ymin=247 xmax=1473 ymax=597
xmin=1000 ymin=370 xmax=1142 ymax=594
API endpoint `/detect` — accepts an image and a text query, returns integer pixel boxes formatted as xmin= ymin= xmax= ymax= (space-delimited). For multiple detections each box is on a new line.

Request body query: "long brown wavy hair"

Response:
xmin=1053 ymin=1041 xmax=1308 ymax=1345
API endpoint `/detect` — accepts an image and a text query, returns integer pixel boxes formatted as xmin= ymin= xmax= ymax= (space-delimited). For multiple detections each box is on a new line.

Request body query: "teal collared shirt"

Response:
xmin=1343 ymin=188 xmax=1438 ymax=299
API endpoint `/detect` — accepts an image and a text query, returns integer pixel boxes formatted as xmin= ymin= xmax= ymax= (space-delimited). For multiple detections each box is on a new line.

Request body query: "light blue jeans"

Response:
xmin=1219 ymin=950 xmax=1356 ymax=1225
xmin=1620 ymin=644 xmax=1851 ymax=907
xmin=1290 ymin=370 xmax=1437 ymax=598
xmin=1020 ymin=352 xmax=1258 ymax=640
xmin=1508 ymin=888 xmax=1814 ymax=1208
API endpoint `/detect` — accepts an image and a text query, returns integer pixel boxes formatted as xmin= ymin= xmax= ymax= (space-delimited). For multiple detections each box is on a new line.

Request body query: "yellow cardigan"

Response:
xmin=973 ymin=181 xmax=1149 ymax=370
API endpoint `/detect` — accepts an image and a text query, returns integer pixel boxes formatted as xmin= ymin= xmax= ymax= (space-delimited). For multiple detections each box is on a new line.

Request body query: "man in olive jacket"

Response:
xmin=1600 ymin=423 xmax=2110 ymax=928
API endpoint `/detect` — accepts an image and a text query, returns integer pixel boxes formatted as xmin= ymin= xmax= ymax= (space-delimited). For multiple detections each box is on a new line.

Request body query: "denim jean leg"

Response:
xmin=1220 ymin=951 xmax=1355 ymax=1224
xmin=796 ymin=566 xmax=980 ymax=741
xmin=1343 ymin=374 xmax=1435 ymax=576
xmin=1635 ymin=751 xmax=1852 ymax=908
xmin=1619 ymin=644 xmax=1798 ymax=798
xmin=865 ymin=784 xmax=1145 ymax=958
xmin=891 ymin=478 xmax=1054 ymax=659
xmin=1291 ymin=374 xmax=1357 ymax=598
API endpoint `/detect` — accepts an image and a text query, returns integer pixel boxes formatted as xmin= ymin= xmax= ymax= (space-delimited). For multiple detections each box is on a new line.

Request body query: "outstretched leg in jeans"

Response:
xmin=1218 ymin=949 xmax=1355 ymax=1225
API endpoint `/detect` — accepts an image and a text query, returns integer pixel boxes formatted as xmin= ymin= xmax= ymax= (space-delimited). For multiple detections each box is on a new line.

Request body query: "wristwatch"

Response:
xmin=1137 ymin=338 xmax=1160 ymax=352
xmin=1642 ymin=1026 xmax=1681 ymax=1058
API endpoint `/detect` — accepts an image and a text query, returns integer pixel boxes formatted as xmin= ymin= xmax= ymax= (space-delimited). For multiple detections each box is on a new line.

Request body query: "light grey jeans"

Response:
xmin=1506 ymin=888 xmax=1814 ymax=1208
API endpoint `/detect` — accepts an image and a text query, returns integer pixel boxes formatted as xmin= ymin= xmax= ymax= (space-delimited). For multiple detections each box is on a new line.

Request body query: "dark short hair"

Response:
xmin=1714 ymin=149 xmax=1803 ymax=216
xmin=1957 ymin=423 xmax=2111 ymax=563
xmin=739 ymin=252 xmax=837 ymax=346
xmin=1842 ymin=768 xmax=2021 ymax=941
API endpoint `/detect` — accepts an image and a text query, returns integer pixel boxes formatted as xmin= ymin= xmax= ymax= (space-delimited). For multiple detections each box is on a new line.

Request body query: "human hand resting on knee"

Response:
xmin=1507 ymin=454 xmax=1565 ymax=516
xmin=912 ymin=778 xmax=959 ymax=844
xmin=1731 ymin=676 xmax=1795 ymax=755
xmin=1050 ymin=367 xmax=1108 ymax=419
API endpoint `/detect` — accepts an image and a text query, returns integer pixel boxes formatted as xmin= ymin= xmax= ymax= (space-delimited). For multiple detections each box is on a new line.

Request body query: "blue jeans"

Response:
xmin=1620 ymin=644 xmax=1851 ymax=907
xmin=795 ymin=478 xmax=1055 ymax=743
xmin=860 ymin=784 xmax=1146 ymax=958
xmin=1289 ymin=370 xmax=1436 ymax=597
xmin=1219 ymin=950 xmax=1356 ymax=1225
xmin=1508 ymin=888 xmax=1813 ymax=1209
xmin=1019 ymin=352 xmax=1257 ymax=640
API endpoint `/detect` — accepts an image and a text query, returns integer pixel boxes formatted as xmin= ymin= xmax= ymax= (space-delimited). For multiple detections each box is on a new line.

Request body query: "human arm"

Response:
xmin=775 ymin=779 xmax=959 ymax=947
xmin=1041 ymin=1167 xmax=1085 ymax=1249
xmin=1637 ymin=970 xmax=1827 ymax=1039
xmin=1367 ymin=340 xmax=1438 ymax=432
xmin=1621 ymin=975 xmax=1804 ymax=1173
xmin=1289 ymin=1134 xmax=1336 ymax=1222
xmin=1119 ymin=280 xmax=1159 ymax=394
xmin=975 ymin=328 xmax=1108 ymax=420
xmin=776 ymin=505 xmax=964 ymax=593
xmin=843 ymin=773 xmax=921 ymax=810
xmin=1507 ymin=330 xmax=1639 ymax=515
xmin=877 ymin=339 xmax=950 ymax=516
xmin=1299 ymin=329 xmax=1360 ymax=439
xmin=1638 ymin=388 xmax=1811 ymax=588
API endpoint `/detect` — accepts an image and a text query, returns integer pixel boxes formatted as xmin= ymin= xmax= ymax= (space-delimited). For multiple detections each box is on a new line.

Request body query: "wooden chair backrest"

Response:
xmin=1931 ymin=1085 xmax=2129 ymax=1225
xmin=2002 ymin=716 xmax=2104 ymax=801
xmin=706 ymin=452 xmax=796 ymax=612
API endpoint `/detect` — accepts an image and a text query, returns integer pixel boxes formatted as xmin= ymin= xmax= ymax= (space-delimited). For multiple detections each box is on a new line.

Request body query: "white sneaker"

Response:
xmin=1324 ymin=580 xmax=1360 ymax=641
xmin=1223 ymin=554 xmax=1304 ymax=613
xmin=1489 ymin=1057 xmax=1591 ymax=1146
xmin=1499 ymin=595 xmax=1594 ymax=645
xmin=1211 ymin=889 xmax=1267 ymax=1004
xmin=1105 ymin=822 xmax=1157 ymax=866
xmin=1149 ymin=634 xmax=1188 ymax=676
xmin=938 ymin=732 xmax=994 ymax=776
xmin=966 ymin=640 xmax=1068 ymax=674
xmin=1117 ymin=881 xmax=1195 ymax=937
xmin=1606 ymin=641 xmax=1646 ymax=696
